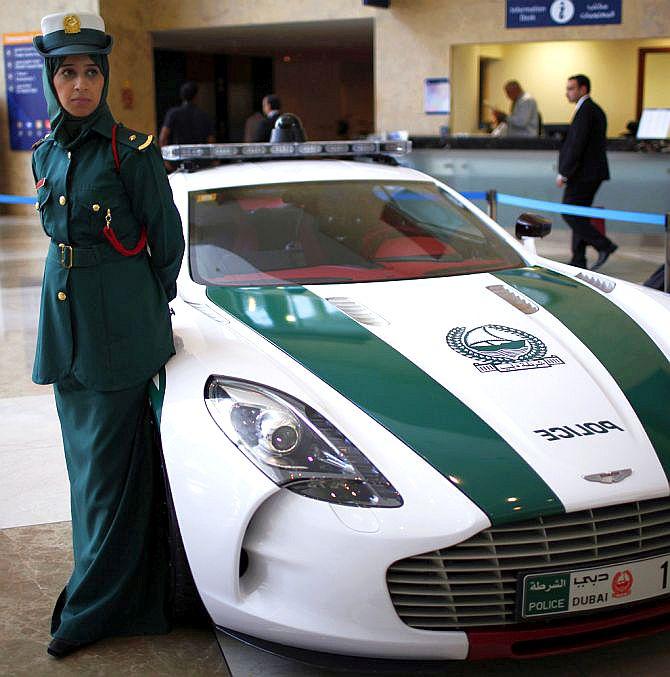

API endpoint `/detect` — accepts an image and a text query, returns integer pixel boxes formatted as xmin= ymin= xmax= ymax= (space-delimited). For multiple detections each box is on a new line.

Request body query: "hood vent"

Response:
xmin=326 ymin=297 xmax=389 ymax=326
xmin=486 ymin=284 xmax=539 ymax=314
xmin=576 ymin=271 xmax=616 ymax=293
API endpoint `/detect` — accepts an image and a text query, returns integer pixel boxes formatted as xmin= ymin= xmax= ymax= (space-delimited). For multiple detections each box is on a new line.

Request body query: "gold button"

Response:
xmin=129 ymin=134 xmax=137 ymax=141
xmin=92 ymin=203 xmax=100 ymax=212
xmin=57 ymin=291 xmax=67 ymax=301
xmin=59 ymin=195 xmax=66 ymax=206
xmin=35 ymin=201 xmax=39 ymax=210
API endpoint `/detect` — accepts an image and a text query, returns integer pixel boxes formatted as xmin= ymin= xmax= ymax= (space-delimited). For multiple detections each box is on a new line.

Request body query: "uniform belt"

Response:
xmin=48 ymin=239 xmax=137 ymax=269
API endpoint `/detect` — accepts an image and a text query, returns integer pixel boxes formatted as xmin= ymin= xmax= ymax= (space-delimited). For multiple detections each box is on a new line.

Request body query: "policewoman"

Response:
xmin=32 ymin=12 xmax=184 ymax=658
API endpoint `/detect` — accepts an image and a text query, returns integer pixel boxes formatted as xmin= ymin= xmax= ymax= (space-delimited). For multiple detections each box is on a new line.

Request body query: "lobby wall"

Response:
xmin=375 ymin=0 xmax=670 ymax=135
xmin=99 ymin=0 xmax=155 ymax=138
xmin=124 ymin=0 xmax=670 ymax=137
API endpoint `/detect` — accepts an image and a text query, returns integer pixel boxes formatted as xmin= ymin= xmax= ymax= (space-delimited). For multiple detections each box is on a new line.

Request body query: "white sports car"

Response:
xmin=156 ymin=139 xmax=670 ymax=664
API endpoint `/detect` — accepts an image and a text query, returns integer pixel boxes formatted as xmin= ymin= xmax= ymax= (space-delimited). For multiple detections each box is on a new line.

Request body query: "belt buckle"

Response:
xmin=59 ymin=243 xmax=73 ymax=269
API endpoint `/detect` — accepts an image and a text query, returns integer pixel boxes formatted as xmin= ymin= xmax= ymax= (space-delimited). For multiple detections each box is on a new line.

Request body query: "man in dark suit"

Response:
xmin=245 ymin=94 xmax=282 ymax=142
xmin=556 ymin=74 xmax=617 ymax=270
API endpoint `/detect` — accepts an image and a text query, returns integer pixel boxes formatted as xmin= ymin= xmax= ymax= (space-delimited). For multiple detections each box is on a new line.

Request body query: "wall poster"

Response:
xmin=4 ymin=32 xmax=48 ymax=151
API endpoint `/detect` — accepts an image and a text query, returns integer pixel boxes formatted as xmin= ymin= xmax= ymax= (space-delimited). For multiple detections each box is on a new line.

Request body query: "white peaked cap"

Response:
xmin=40 ymin=12 xmax=106 ymax=36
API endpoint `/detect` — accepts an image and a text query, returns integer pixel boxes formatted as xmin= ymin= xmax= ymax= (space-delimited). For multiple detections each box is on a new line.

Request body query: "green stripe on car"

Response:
xmin=496 ymin=267 xmax=670 ymax=476
xmin=207 ymin=284 xmax=563 ymax=525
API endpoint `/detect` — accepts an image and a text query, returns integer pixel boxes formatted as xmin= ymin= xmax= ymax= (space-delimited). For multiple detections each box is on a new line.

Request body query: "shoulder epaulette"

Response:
xmin=115 ymin=125 xmax=154 ymax=152
xmin=31 ymin=133 xmax=51 ymax=150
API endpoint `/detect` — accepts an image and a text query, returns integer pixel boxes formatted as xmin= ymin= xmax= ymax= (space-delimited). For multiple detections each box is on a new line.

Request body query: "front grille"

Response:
xmin=387 ymin=497 xmax=670 ymax=630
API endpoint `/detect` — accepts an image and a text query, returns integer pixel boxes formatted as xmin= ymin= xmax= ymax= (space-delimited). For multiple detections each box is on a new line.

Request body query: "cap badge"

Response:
xmin=63 ymin=14 xmax=81 ymax=34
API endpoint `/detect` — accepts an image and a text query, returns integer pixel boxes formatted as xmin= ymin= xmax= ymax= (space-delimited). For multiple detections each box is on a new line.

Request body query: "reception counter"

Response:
xmin=400 ymin=138 xmax=669 ymax=233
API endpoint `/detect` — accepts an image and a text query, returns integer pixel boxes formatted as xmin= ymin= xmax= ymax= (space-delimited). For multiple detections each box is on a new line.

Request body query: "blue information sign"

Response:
xmin=4 ymin=33 xmax=49 ymax=151
xmin=507 ymin=1 xmax=622 ymax=28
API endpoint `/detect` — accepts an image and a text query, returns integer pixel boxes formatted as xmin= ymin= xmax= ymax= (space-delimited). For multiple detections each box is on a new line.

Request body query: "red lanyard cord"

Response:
xmin=106 ymin=124 xmax=147 ymax=256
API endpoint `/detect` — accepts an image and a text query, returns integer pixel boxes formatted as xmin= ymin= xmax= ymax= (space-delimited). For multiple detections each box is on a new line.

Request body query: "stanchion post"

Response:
xmin=487 ymin=189 xmax=497 ymax=221
xmin=665 ymin=213 xmax=670 ymax=293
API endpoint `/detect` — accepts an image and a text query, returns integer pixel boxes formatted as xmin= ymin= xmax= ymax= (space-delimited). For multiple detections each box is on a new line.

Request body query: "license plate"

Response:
xmin=520 ymin=552 xmax=670 ymax=619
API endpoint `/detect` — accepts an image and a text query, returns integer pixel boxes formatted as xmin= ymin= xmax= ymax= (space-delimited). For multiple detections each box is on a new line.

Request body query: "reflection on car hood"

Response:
xmin=206 ymin=266 xmax=670 ymax=525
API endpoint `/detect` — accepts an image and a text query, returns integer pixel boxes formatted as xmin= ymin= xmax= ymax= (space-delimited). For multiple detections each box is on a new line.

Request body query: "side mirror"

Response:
xmin=515 ymin=212 xmax=552 ymax=239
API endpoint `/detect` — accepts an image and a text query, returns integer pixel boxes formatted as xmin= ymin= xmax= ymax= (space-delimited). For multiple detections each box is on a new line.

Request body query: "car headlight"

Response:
xmin=205 ymin=376 xmax=403 ymax=508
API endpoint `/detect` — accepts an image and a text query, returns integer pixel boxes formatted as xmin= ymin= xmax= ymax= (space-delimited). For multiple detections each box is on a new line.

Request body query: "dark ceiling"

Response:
xmin=152 ymin=18 xmax=373 ymax=55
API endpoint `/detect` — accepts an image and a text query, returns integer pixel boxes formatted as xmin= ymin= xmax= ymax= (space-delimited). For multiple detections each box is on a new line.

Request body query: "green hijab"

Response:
xmin=43 ymin=53 xmax=114 ymax=148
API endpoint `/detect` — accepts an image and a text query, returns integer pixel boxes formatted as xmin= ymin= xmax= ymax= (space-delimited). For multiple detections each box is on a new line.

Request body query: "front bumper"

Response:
xmin=200 ymin=487 xmax=670 ymax=660
xmin=201 ymin=489 xmax=473 ymax=660
xmin=468 ymin=597 xmax=670 ymax=659
xmin=216 ymin=597 xmax=670 ymax=666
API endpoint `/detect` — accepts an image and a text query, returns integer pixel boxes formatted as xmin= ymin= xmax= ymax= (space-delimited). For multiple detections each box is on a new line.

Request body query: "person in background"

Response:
xmin=556 ymin=74 xmax=617 ymax=270
xmin=246 ymin=94 xmax=282 ymax=143
xmin=158 ymin=81 xmax=215 ymax=147
xmin=32 ymin=10 xmax=184 ymax=659
xmin=243 ymin=110 xmax=265 ymax=142
xmin=494 ymin=80 xmax=538 ymax=136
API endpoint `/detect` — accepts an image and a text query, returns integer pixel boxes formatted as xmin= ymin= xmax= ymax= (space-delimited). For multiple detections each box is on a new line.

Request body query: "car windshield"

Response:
xmin=188 ymin=180 xmax=525 ymax=286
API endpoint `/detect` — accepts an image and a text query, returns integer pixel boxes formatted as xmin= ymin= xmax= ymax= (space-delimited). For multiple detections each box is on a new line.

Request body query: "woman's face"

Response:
xmin=53 ymin=54 xmax=103 ymax=117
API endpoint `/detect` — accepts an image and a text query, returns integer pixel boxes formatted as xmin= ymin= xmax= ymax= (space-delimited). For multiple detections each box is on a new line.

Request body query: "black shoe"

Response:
xmin=569 ymin=258 xmax=587 ymax=269
xmin=591 ymin=244 xmax=618 ymax=271
xmin=47 ymin=637 xmax=88 ymax=659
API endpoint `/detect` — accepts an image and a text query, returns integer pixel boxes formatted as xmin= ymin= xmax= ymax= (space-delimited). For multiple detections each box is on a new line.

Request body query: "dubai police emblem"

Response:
xmin=63 ymin=14 xmax=81 ymax=34
xmin=611 ymin=569 xmax=634 ymax=598
xmin=446 ymin=324 xmax=565 ymax=373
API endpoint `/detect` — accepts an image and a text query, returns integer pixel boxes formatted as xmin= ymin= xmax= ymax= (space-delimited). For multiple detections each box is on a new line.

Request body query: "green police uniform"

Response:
xmin=32 ymin=117 xmax=183 ymax=390
xmin=32 ymin=12 xmax=185 ymax=650
xmin=51 ymin=375 xmax=172 ymax=642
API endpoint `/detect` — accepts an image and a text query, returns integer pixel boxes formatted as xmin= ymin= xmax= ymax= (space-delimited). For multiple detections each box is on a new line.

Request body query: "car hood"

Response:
xmin=206 ymin=267 xmax=670 ymax=525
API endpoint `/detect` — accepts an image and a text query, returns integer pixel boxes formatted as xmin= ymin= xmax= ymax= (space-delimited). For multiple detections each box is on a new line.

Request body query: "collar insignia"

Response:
xmin=63 ymin=15 xmax=81 ymax=34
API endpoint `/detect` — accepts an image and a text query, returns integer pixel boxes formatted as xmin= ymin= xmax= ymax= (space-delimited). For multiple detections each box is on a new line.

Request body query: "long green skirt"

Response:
xmin=52 ymin=375 xmax=171 ymax=642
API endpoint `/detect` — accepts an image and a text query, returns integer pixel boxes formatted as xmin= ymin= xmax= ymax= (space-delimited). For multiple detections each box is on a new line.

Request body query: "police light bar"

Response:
xmin=161 ymin=140 xmax=411 ymax=162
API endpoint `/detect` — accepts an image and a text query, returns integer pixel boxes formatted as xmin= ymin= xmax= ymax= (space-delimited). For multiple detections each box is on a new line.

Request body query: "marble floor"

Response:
xmin=1 ymin=213 xmax=668 ymax=675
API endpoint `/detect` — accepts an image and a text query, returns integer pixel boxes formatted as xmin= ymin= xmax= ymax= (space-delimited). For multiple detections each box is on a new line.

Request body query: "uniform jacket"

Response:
xmin=558 ymin=97 xmax=610 ymax=183
xmin=32 ymin=116 xmax=185 ymax=391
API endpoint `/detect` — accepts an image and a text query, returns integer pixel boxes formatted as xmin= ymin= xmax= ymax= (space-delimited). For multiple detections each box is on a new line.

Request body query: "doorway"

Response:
xmin=152 ymin=19 xmax=374 ymax=143
xmin=637 ymin=47 xmax=670 ymax=118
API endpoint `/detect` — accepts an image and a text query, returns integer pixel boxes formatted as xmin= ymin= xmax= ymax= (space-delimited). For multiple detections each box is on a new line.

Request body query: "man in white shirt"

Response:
xmin=499 ymin=80 xmax=539 ymax=136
